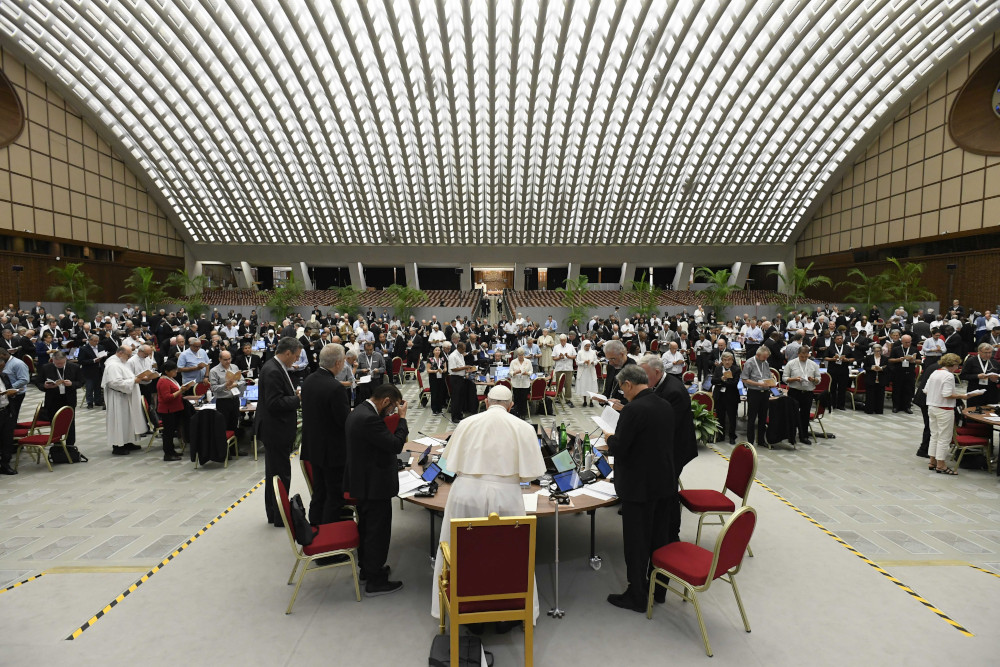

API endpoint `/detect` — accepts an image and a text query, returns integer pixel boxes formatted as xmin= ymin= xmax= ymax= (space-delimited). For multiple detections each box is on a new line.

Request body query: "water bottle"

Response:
xmin=583 ymin=433 xmax=593 ymax=471
xmin=559 ymin=422 xmax=568 ymax=451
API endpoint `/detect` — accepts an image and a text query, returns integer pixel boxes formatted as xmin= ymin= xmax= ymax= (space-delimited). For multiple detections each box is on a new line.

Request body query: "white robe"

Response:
xmin=101 ymin=356 xmax=146 ymax=448
xmin=575 ymin=346 xmax=599 ymax=395
xmin=431 ymin=406 xmax=546 ymax=622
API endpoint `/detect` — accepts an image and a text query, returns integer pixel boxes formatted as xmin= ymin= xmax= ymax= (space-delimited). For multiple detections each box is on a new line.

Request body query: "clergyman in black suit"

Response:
xmin=344 ymin=384 xmax=408 ymax=596
xmin=35 ymin=351 xmax=83 ymax=448
xmin=300 ymin=344 xmax=351 ymax=524
xmin=604 ymin=364 xmax=676 ymax=612
xmin=256 ymin=337 xmax=303 ymax=528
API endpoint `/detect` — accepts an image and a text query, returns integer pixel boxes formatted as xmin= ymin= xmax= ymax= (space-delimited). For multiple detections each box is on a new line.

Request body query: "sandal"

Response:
xmin=928 ymin=463 xmax=936 ymax=470
xmin=935 ymin=467 xmax=958 ymax=475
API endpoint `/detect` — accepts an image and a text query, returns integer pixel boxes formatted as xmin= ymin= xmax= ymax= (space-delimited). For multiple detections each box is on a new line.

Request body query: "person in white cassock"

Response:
xmin=430 ymin=384 xmax=546 ymax=623
xmin=102 ymin=346 xmax=153 ymax=455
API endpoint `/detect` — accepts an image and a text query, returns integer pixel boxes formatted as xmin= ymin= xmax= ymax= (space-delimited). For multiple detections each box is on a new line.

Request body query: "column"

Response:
xmin=459 ymin=264 xmax=472 ymax=291
xmin=513 ymin=262 xmax=526 ymax=290
xmin=291 ymin=262 xmax=314 ymax=290
xmin=349 ymin=262 xmax=366 ymax=290
xmin=671 ymin=262 xmax=687 ymax=291
xmin=729 ymin=262 xmax=751 ymax=288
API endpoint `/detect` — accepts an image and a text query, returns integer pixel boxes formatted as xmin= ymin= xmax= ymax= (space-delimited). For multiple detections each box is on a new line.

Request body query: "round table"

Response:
xmin=960 ymin=406 xmax=999 ymax=476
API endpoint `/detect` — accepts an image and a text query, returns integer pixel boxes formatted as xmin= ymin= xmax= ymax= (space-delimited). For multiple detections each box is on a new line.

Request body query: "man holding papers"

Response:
xmin=603 ymin=364 xmax=676 ymax=613
xmin=430 ymin=385 xmax=546 ymax=623
xmin=102 ymin=346 xmax=158 ymax=455
xmin=959 ymin=343 xmax=1000 ymax=406
xmin=79 ymin=334 xmax=108 ymax=409
xmin=208 ymin=351 xmax=246 ymax=432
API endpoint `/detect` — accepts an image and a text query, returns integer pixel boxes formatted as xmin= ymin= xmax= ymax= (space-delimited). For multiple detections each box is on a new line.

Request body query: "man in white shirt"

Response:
xmin=783 ymin=345 xmax=821 ymax=445
xmin=430 ymin=385 xmax=546 ymax=624
xmin=552 ymin=334 xmax=577 ymax=407
xmin=662 ymin=341 xmax=686 ymax=376
xmin=127 ymin=344 xmax=159 ymax=421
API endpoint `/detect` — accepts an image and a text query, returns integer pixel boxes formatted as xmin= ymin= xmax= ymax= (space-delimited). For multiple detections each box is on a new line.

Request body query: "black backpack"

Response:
xmin=49 ymin=445 xmax=88 ymax=464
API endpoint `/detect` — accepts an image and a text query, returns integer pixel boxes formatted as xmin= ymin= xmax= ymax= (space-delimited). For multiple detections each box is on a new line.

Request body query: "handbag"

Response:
xmin=289 ymin=493 xmax=317 ymax=546
xmin=49 ymin=445 xmax=88 ymax=464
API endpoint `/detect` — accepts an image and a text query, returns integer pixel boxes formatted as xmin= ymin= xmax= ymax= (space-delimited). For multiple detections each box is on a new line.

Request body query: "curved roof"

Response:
xmin=2 ymin=0 xmax=998 ymax=249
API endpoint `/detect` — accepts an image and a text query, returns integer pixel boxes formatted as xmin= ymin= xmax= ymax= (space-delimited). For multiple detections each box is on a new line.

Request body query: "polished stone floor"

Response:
xmin=2 ymin=377 xmax=998 ymax=665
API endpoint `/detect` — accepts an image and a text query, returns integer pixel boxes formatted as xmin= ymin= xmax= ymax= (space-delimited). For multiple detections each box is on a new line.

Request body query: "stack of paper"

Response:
xmin=397 ymin=470 xmax=425 ymax=496
xmin=522 ymin=494 xmax=538 ymax=513
xmin=591 ymin=405 xmax=620 ymax=434
xmin=588 ymin=480 xmax=617 ymax=498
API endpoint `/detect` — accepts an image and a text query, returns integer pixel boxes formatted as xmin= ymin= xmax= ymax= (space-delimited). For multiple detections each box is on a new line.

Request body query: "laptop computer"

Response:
xmin=552 ymin=469 xmax=584 ymax=493
xmin=243 ymin=385 xmax=259 ymax=402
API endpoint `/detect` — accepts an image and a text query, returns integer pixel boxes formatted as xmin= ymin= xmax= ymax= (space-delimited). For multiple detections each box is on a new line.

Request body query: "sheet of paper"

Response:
xmin=197 ymin=403 xmax=217 ymax=410
xmin=591 ymin=437 xmax=607 ymax=450
xmin=96 ymin=351 xmax=107 ymax=358
xmin=587 ymin=392 xmax=608 ymax=403
xmin=397 ymin=470 xmax=425 ymax=495
xmin=566 ymin=488 xmax=589 ymax=497
xmin=415 ymin=436 xmax=447 ymax=447
xmin=356 ymin=374 xmax=372 ymax=384
xmin=588 ymin=480 xmax=618 ymax=498
xmin=606 ymin=456 xmax=614 ymax=464
xmin=967 ymin=389 xmax=986 ymax=396
xmin=522 ymin=493 xmax=538 ymax=513
xmin=591 ymin=405 xmax=619 ymax=434
xmin=576 ymin=488 xmax=614 ymax=501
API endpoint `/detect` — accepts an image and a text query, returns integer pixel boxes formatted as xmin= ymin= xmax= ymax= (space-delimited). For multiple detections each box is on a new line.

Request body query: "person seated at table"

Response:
xmin=430 ymin=385 xmax=546 ymax=626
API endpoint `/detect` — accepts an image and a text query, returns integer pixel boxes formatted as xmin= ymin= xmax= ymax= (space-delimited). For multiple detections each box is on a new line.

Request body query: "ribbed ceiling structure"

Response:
xmin=1 ymin=0 xmax=998 ymax=248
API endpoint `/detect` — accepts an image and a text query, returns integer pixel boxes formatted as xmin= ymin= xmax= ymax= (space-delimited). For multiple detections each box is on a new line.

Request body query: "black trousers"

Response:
xmin=448 ymin=375 xmax=466 ymax=420
xmin=828 ymin=367 xmax=849 ymax=409
xmin=158 ymin=410 xmax=186 ymax=455
xmin=746 ymin=390 xmax=769 ymax=446
xmin=713 ymin=389 xmax=739 ymax=440
xmin=918 ymin=401 xmax=931 ymax=455
xmin=7 ymin=393 xmax=24 ymax=424
xmin=264 ymin=438 xmax=293 ymax=526
xmin=665 ymin=490 xmax=682 ymax=544
xmin=84 ymin=375 xmax=104 ymax=406
xmin=357 ymin=498 xmax=392 ymax=583
xmin=429 ymin=375 xmax=447 ymax=413
xmin=512 ymin=387 xmax=529 ymax=417
xmin=892 ymin=373 xmax=915 ymax=411
xmin=0 ymin=406 xmax=13 ymax=467
xmin=215 ymin=398 xmax=239 ymax=432
xmin=865 ymin=383 xmax=885 ymax=414
xmin=788 ymin=388 xmax=813 ymax=442
xmin=309 ymin=463 xmax=346 ymax=524
xmin=621 ymin=497 xmax=670 ymax=604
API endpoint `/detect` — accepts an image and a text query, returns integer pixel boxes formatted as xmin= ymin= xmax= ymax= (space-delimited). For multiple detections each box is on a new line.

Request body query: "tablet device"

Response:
xmin=496 ymin=343 xmax=506 ymax=351
xmin=770 ymin=387 xmax=782 ymax=397
xmin=494 ymin=366 xmax=510 ymax=381
xmin=729 ymin=341 xmax=742 ymax=351
xmin=253 ymin=340 xmax=265 ymax=351
xmin=553 ymin=469 xmax=583 ymax=492
xmin=421 ymin=462 xmax=441 ymax=483
xmin=593 ymin=450 xmax=613 ymax=478
xmin=243 ymin=385 xmax=259 ymax=401
xmin=417 ymin=445 xmax=432 ymax=466
xmin=550 ymin=450 xmax=576 ymax=473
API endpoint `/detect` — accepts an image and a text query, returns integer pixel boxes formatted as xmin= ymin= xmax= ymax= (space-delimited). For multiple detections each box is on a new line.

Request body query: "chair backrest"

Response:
xmin=682 ymin=371 xmax=696 ymax=385
xmin=49 ymin=406 xmax=74 ymax=443
xmin=273 ymin=477 xmax=300 ymax=548
xmin=141 ymin=397 xmax=156 ymax=430
xmin=416 ymin=368 xmax=425 ymax=389
xmin=709 ymin=506 xmax=757 ymax=582
xmin=528 ymin=376 xmax=547 ymax=400
xmin=384 ymin=413 xmax=400 ymax=433
xmin=195 ymin=382 xmax=209 ymax=396
xmin=451 ymin=513 xmax=536 ymax=610
xmin=854 ymin=372 xmax=866 ymax=392
xmin=301 ymin=459 xmax=315 ymax=496
xmin=391 ymin=357 xmax=403 ymax=374
xmin=770 ymin=368 xmax=781 ymax=384
xmin=26 ymin=403 xmax=42 ymax=428
xmin=25 ymin=356 xmax=36 ymax=374
xmin=596 ymin=363 xmax=605 ymax=380
xmin=498 ymin=379 xmax=511 ymax=391
xmin=813 ymin=401 xmax=826 ymax=418
xmin=691 ymin=391 xmax=714 ymax=413
xmin=814 ymin=372 xmax=831 ymax=393
xmin=650 ymin=340 xmax=659 ymax=352
xmin=724 ymin=442 xmax=757 ymax=502
xmin=555 ymin=373 xmax=566 ymax=394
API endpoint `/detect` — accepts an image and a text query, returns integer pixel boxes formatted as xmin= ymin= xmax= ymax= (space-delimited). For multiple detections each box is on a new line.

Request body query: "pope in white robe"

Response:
xmin=101 ymin=349 xmax=148 ymax=450
xmin=431 ymin=385 xmax=546 ymax=622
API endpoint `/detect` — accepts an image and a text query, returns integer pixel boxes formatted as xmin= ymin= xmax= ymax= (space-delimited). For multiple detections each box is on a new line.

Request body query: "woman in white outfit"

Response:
xmin=575 ymin=340 xmax=599 ymax=406
xmin=924 ymin=353 xmax=980 ymax=475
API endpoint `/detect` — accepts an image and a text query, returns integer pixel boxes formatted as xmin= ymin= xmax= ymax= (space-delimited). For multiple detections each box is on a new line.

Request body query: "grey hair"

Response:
xmin=515 ymin=347 xmax=526 ymax=356
xmin=722 ymin=351 xmax=735 ymax=361
xmin=486 ymin=397 xmax=513 ymax=408
xmin=616 ymin=364 xmax=649 ymax=386
xmin=638 ymin=354 xmax=663 ymax=374
xmin=275 ymin=336 xmax=303 ymax=355
xmin=319 ymin=343 xmax=346 ymax=369
xmin=345 ymin=349 xmax=358 ymax=360
xmin=979 ymin=342 xmax=994 ymax=353
xmin=604 ymin=340 xmax=626 ymax=356
xmin=51 ymin=350 xmax=67 ymax=361
xmin=188 ymin=337 xmax=200 ymax=345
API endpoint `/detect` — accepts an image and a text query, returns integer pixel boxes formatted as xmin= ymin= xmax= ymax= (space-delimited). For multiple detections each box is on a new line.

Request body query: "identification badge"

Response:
xmin=719 ymin=387 xmax=726 ymax=393
xmin=902 ymin=360 xmax=909 ymax=368
xmin=231 ymin=387 xmax=241 ymax=397
xmin=59 ymin=384 xmax=65 ymax=395
xmin=836 ymin=360 xmax=842 ymax=365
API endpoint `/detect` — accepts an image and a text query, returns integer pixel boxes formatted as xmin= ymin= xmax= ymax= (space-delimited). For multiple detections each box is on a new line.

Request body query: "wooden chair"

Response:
xmin=273 ymin=478 xmax=360 ymax=614
xmin=438 ymin=513 xmax=536 ymax=667
xmin=14 ymin=406 xmax=74 ymax=472
xmin=679 ymin=442 xmax=757 ymax=556
xmin=646 ymin=507 xmax=757 ymax=657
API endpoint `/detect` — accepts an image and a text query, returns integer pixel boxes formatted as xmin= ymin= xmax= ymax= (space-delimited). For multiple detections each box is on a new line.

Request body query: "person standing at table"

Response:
xmin=257 ymin=337 xmax=302 ymax=528
xmin=959 ymin=342 xmax=1000 ymax=407
xmin=426 ymin=346 xmax=448 ymax=415
xmin=925 ymin=353 xmax=980 ymax=475
xmin=345 ymin=384 xmax=408 ymax=596
xmin=741 ymin=346 xmax=775 ymax=447
xmin=712 ymin=352 xmax=740 ymax=444
xmin=783 ymin=345 xmax=821 ymax=445
xmin=863 ymin=344 xmax=888 ymax=415
xmin=300 ymin=344 xmax=351 ymax=524
xmin=508 ymin=347 xmax=533 ymax=418
xmin=209 ymin=350 xmax=246 ymax=432
xmin=430 ymin=385 xmax=546 ymax=623
xmin=156 ymin=361 xmax=191 ymax=461
xmin=604 ymin=364 xmax=675 ymax=612
xmin=35 ymin=350 xmax=83 ymax=448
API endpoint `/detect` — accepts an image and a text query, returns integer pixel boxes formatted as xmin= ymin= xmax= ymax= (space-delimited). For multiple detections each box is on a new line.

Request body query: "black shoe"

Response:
xmin=654 ymin=588 xmax=667 ymax=604
xmin=892 ymin=409 xmax=899 ymax=413
xmin=359 ymin=565 xmax=391 ymax=582
xmin=315 ymin=554 xmax=350 ymax=567
xmin=112 ymin=446 xmax=130 ymax=455
xmin=452 ymin=418 xmax=462 ymax=425
xmin=125 ymin=443 xmax=142 ymax=451
xmin=364 ymin=579 xmax=403 ymax=597
xmin=801 ymin=438 xmax=813 ymax=445
xmin=728 ymin=436 xmax=736 ymax=445
xmin=102 ymin=405 xmax=106 ymax=411
xmin=163 ymin=453 xmax=182 ymax=461
xmin=0 ymin=464 xmax=17 ymax=475
xmin=567 ymin=400 xmax=575 ymax=408
xmin=607 ymin=591 xmax=646 ymax=613
xmin=915 ymin=450 xmax=929 ymax=458
xmin=272 ymin=520 xmax=285 ymax=528
xmin=904 ymin=409 xmax=913 ymax=414
xmin=87 ymin=404 xmax=94 ymax=409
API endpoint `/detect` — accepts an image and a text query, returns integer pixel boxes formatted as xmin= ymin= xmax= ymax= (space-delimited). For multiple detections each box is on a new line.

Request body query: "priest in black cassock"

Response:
xmin=35 ymin=351 xmax=83 ymax=448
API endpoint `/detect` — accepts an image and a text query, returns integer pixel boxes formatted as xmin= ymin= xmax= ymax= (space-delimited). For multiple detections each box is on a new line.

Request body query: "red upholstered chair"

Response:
xmin=16 ymin=403 xmax=51 ymax=436
xmin=438 ymin=513 xmax=536 ymax=667
xmin=24 ymin=356 xmax=36 ymax=375
xmin=300 ymin=459 xmax=315 ymax=496
xmin=384 ymin=413 xmax=400 ymax=433
xmin=812 ymin=371 xmax=831 ymax=395
xmin=545 ymin=373 xmax=567 ymax=413
xmin=141 ymin=397 xmax=164 ymax=451
xmin=193 ymin=428 xmax=239 ymax=469
xmin=528 ymin=376 xmax=548 ymax=416
xmin=342 ymin=491 xmax=359 ymax=521
xmin=847 ymin=371 xmax=866 ymax=410
xmin=194 ymin=382 xmax=210 ymax=397
xmin=691 ymin=390 xmax=714 ymax=414
xmin=683 ymin=371 xmax=696 ymax=385
xmin=679 ymin=441 xmax=757 ymax=556
xmin=273 ymin=477 xmax=360 ymax=613
xmin=402 ymin=357 xmax=418 ymax=382
xmin=809 ymin=400 xmax=828 ymax=438
xmin=14 ymin=406 xmax=74 ymax=472
xmin=649 ymin=340 xmax=659 ymax=352
xmin=390 ymin=357 xmax=403 ymax=384
xmin=415 ymin=369 xmax=432 ymax=407
xmin=951 ymin=424 xmax=993 ymax=474
xmin=646 ymin=507 xmax=758 ymax=657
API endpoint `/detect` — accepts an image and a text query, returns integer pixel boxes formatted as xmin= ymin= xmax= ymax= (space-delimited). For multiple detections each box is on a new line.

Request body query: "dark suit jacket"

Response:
xmin=602 ymin=357 xmax=637 ymax=404
xmin=652 ymin=374 xmax=698 ymax=472
xmin=606 ymin=388 xmax=675 ymax=502
xmin=344 ymin=401 xmax=409 ymax=500
xmin=254 ymin=357 xmax=300 ymax=446
xmin=35 ymin=361 xmax=84 ymax=416
xmin=299 ymin=367 xmax=350 ymax=468
xmin=862 ymin=353 xmax=889 ymax=386
xmin=960 ymin=354 xmax=999 ymax=402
